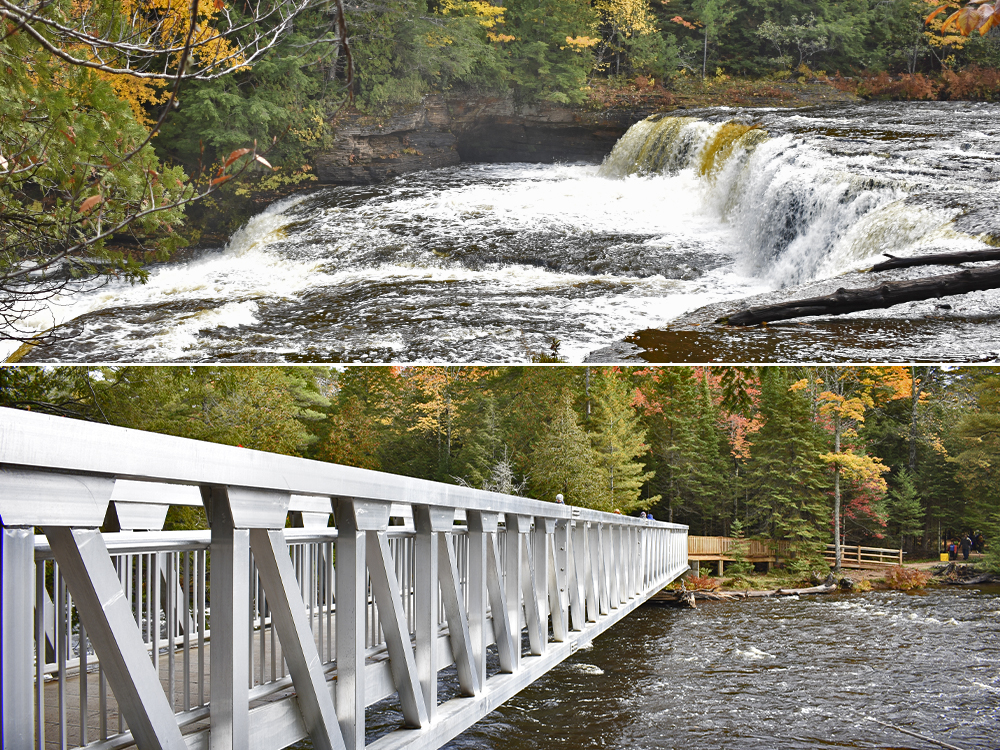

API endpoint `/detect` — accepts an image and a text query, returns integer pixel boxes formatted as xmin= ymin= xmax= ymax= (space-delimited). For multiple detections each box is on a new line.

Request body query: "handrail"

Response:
xmin=0 ymin=407 xmax=677 ymax=529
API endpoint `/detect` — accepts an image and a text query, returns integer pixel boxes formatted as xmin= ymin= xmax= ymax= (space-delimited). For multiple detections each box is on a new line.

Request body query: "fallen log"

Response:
xmin=870 ymin=248 xmax=1000 ymax=273
xmin=717 ymin=263 xmax=1000 ymax=327
xmin=650 ymin=582 xmax=836 ymax=606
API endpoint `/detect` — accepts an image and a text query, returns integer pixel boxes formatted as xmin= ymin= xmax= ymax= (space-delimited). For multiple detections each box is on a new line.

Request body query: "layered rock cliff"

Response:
xmin=313 ymin=94 xmax=645 ymax=184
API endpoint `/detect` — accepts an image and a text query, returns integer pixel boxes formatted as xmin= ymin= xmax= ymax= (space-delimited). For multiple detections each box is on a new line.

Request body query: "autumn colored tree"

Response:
xmin=0 ymin=0 xmax=328 ymax=342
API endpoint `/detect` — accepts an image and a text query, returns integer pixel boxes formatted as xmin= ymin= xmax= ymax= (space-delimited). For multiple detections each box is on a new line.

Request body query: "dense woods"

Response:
xmin=3 ymin=365 xmax=998 ymax=572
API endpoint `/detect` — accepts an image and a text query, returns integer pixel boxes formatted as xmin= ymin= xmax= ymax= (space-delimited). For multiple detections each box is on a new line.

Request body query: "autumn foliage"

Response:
xmin=883 ymin=567 xmax=932 ymax=591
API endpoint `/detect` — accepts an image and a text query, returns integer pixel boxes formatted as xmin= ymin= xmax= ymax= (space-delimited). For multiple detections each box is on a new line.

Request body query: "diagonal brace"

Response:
xmin=249 ymin=529 xmax=347 ymax=750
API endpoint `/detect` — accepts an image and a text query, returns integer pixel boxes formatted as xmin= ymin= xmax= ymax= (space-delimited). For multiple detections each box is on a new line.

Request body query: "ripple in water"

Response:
xmin=341 ymin=587 xmax=999 ymax=750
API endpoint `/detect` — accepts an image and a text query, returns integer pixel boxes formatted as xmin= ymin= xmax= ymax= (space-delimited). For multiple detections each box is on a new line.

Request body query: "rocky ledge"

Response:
xmin=313 ymin=94 xmax=647 ymax=183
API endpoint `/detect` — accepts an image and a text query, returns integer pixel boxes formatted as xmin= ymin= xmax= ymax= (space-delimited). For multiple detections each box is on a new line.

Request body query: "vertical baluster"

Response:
xmin=35 ymin=558 xmax=46 ymax=750
xmin=326 ymin=540 xmax=334 ymax=663
xmin=197 ymin=549 xmax=206 ymax=708
xmin=183 ymin=551 xmax=190 ymax=712
xmin=259 ymin=572 xmax=266 ymax=687
xmin=249 ymin=553 xmax=256 ymax=689
xmin=151 ymin=552 xmax=159 ymax=679
xmin=316 ymin=540 xmax=324 ymax=664
xmin=167 ymin=553 xmax=175 ymax=712
xmin=80 ymin=618 xmax=88 ymax=747
xmin=57 ymin=570 xmax=66 ymax=750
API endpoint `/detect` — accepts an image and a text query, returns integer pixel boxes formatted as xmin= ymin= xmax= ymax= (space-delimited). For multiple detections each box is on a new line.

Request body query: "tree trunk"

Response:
xmin=702 ymin=26 xmax=709 ymax=79
xmin=909 ymin=367 xmax=919 ymax=472
xmin=718 ymin=264 xmax=1000 ymax=326
xmin=833 ymin=415 xmax=842 ymax=573
xmin=871 ymin=248 xmax=1000 ymax=272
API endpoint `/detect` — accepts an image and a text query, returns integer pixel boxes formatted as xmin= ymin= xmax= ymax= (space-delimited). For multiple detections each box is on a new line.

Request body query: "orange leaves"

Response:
xmin=78 ymin=194 xmax=102 ymax=214
xmin=926 ymin=1 xmax=1000 ymax=35
xmin=223 ymin=148 xmax=253 ymax=169
xmin=209 ymin=146 xmax=275 ymax=189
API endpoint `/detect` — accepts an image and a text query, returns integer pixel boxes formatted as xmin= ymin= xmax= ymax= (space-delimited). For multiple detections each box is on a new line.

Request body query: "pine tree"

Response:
xmin=746 ymin=367 xmax=831 ymax=573
xmin=887 ymin=467 xmax=923 ymax=552
xmin=528 ymin=391 xmax=601 ymax=506
xmin=589 ymin=369 xmax=658 ymax=513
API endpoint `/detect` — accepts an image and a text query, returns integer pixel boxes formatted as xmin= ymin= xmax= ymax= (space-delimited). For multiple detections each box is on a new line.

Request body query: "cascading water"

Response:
xmin=10 ymin=101 xmax=1000 ymax=363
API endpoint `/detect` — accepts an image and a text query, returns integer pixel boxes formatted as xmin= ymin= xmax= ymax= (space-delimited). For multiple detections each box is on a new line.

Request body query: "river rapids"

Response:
xmin=11 ymin=101 xmax=1000 ymax=363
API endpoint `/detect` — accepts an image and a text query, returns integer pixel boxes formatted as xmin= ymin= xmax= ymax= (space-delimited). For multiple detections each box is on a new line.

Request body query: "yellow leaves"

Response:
xmin=820 ymin=449 xmax=889 ymax=494
xmin=563 ymin=35 xmax=599 ymax=50
xmin=488 ymin=32 xmax=516 ymax=42
xmin=925 ymin=1 xmax=1000 ymax=37
xmin=424 ymin=30 xmax=455 ymax=47
xmin=439 ymin=0 xmax=506 ymax=28
xmin=595 ymin=0 xmax=658 ymax=37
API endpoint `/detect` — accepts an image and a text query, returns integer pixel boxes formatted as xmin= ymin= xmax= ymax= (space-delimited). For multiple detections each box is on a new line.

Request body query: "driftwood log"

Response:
xmin=718 ymin=263 xmax=1000 ymax=326
xmin=650 ymin=581 xmax=837 ymax=608
xmin=932 ymin=562 xmax=1000 ymax=584
xmin=871 ymin=248 xmax=1000 ymax=272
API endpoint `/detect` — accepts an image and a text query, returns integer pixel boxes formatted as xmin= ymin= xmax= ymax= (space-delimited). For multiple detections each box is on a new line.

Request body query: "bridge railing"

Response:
xmin=0 ymin=408 xmax=689 ymax=750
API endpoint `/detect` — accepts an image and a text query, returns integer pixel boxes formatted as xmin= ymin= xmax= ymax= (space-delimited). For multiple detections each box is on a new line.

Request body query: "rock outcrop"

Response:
xmin=313 ymin=94 xmax=646 ymax=184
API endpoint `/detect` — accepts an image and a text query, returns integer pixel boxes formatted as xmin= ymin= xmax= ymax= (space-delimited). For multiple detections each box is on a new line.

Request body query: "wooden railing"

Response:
xmin=687 ymin=536 xmax=791 ymax=561
xmin=824 ymin=544 xmax=904 ymax=569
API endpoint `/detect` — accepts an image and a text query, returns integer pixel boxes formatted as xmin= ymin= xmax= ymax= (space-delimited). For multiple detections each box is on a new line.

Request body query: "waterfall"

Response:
xmin=599 ymin=114 xmax=958 ymax=287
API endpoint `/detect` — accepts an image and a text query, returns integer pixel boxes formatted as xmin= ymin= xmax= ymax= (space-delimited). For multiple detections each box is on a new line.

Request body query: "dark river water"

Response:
xmin=352 ymin=587 xmax=1000 ymax=750
xmin=11 ymin=101 xmax=1000 ymax=363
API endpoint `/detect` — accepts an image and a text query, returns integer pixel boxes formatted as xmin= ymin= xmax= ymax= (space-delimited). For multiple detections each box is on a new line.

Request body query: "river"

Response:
xmin=12 ymin=101 xmax=1000 ymax=363
xmin=354 ymin=586 xmax=1000 ymax=750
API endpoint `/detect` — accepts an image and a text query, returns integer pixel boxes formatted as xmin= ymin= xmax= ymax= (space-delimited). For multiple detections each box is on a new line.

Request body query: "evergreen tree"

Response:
xmin=746 ymin=367 xmax=830 ymax=573
xmin=588 ymin=368 xmax=658 ymax=513
xmin=528 ymin=390 xmax=601 ymax=506
xmin=887 ymin=467 xmax=923 ymax=552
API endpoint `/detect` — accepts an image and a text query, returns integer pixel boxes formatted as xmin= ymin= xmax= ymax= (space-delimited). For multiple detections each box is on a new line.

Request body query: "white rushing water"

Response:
xmin=10 ymin=101 xmax=1000 ymax=363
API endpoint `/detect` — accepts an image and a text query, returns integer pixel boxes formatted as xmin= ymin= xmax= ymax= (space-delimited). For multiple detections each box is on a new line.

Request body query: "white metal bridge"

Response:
xmin=0 ymin=408 xmax=689 ymax=750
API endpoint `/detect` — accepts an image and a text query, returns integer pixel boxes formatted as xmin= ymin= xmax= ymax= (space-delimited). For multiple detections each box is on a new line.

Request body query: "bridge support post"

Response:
xmin=415 ymin=505 xmax=454 ymax=720
xmin=568 ymin=521 xmax=588 ymax=629
xmin=1 ymin=527 xmax=35 ymax=750
xmin=584 ymin=522 xmax=599 ymax=621
xmin=504 ymin=514 xmax=525 ymax=668
xmin=204 ymin=487 xmax=251 ymax=750
xmin=550 ymin=520 xmax=569 ymax=641
xmin=335 ymin=499 xmax=369 ymax=750
xmin=532 ymin=518 xmax=552 ymax=650
xmin=466 ymin=511 xmax=489 ymax=683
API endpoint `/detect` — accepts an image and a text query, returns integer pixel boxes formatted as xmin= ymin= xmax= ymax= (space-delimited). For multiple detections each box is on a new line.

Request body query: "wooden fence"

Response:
xmin=688 ymin=537 xmax=904 ymax=574
xmin=824 ymin=544 xmax=904 ymax=569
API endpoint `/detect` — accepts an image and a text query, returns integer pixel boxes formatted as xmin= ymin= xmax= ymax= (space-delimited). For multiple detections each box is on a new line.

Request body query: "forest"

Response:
xmin=2 ymin=365 xmax=998 ymax=572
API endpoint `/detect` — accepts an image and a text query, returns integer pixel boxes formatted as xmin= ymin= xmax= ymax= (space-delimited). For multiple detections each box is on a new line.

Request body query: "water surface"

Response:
xmin=13 ymin=101 xmax=1000 ymax=362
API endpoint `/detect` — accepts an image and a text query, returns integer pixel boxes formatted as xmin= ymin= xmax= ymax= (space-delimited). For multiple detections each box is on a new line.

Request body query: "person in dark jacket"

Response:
xmin=961 ymin=534 xmax=972 ymax=560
